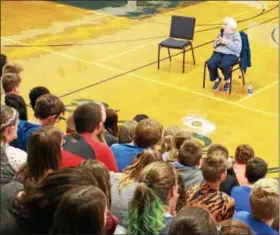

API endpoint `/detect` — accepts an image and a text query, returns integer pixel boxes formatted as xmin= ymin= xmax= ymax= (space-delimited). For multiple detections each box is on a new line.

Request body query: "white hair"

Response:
xmin=224 ymin=17 xmax=237 ymax=29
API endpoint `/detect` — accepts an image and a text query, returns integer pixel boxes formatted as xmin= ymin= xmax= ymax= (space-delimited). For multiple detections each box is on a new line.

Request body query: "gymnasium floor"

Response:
xmin=1 ymin=1 xmax=278 ymax=175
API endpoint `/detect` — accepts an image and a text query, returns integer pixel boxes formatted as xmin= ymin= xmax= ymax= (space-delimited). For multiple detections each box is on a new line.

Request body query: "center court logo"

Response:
xmin=63 ymin=98 xmax=213 ymax=149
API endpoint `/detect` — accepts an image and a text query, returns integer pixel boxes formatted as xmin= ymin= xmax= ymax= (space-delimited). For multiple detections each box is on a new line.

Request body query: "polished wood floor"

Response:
xmin=1 ymin=1 xmax=278 ymax=175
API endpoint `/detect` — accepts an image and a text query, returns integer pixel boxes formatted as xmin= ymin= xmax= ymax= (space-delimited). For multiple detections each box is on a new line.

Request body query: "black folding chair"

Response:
xmin=202 ymin=58 xmax=245 ymax=94
xmin=158 ymin=16 xmax=196 ymax=73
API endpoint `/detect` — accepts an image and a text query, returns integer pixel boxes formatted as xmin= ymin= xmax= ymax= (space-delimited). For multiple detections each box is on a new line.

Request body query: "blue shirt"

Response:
xmin=231 ymin=186 xmax=252 ymax=212
xmin=111 ymin=143 xmax=146 ymax=172
xmin=10 ymin=120 xmax=40 ymax=151
xmin=233 ymin=211 xmax=278 ymax=235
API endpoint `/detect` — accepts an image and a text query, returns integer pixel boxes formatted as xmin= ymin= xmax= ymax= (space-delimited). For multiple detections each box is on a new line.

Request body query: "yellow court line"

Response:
xmin=236 ymin=80 xmax=278 ymax=104
xmin=2 ymin=36 xmax=278 ymax=118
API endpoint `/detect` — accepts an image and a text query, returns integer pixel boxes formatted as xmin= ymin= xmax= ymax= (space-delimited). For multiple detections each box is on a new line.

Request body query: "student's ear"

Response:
xmin=96 ymin=122 xmax=103 ymax=133
xmin=48 ymin=115 xmax=57 ymax=125
xmin=221 ymin=170 xmax=227 ymax=181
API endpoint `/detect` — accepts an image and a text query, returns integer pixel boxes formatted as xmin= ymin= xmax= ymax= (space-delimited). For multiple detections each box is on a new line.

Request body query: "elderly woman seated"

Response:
xmin=207 ymin=17 xmax=241 ymax=92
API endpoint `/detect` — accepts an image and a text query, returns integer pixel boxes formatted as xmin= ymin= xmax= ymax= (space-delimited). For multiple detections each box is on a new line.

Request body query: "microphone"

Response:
xmin=220 ymin=28 xmax=224 ymax=38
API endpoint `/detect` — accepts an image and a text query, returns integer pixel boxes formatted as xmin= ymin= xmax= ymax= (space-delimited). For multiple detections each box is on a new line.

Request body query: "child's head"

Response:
xmin=202 ymin=149 xmax=228 ymax=183
xmin=1 ymin=73 xmax=21 ymax=95
xmin=160 ymin=135 xmax=176 ymax=154
xmin=169 ymin=207 xmax=218 ymax=235
xmin=179 ymin=139 xmax=203 ymax=167
xmin=119 ymin=120 xmax=138 ymax=144
xmin=0 ymin=105 xmax=18 ymax=144
xmin=2 ymin=62 xmax=23 ymax=76
xmin=219 ymin=220 xmax=252 ymax=235
xmin=250 ymin=178 xmax=279 ymax=222
xmin=125 ymin=162 xmax=178 ymax=234
xmin=235 ymin=144 xmax=255 ymax=165
xmin=29 ymin=86 xmax=50 ymax=110
xmin=245 ymin=157 xmax=267 ymax=184
xmin=50 ymin=186 xmax=107 ymax=235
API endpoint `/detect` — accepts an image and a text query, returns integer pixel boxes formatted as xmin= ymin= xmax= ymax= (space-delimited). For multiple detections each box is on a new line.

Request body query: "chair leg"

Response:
xmin=183 ymin=49 xmax=186 ymax=73
xmin=203 ymin=62 xmax=207 ymax=88
xmin=240 ymin=65 xmax=245 ymax=85
xmin=158 ymin=45 xmax=161 ymax=70
xmin=190 ymin=43 xmax=196 ymax=65
xmin=167 ymin=48 xmax=171 ymax=62
xmin=229 ymin=68 xmax=233 ymax=94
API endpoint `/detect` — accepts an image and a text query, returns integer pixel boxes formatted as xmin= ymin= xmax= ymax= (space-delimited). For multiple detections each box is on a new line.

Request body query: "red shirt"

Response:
xmin=61 ymin=133 xmax=118 ymax=172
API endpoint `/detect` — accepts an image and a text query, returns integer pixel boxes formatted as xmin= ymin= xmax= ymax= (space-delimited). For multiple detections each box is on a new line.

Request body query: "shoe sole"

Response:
xmin=213 ymin=84 xmax=221 ymax=91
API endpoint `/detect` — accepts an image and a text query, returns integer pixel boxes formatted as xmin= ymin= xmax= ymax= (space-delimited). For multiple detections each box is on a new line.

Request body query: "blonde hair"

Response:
xmin=2 ymin=62 xmax=23 ymax=75
xmin=250 ymin=178 xmax=279 ymax=221
xmin=66 ymin=114 xmax=75 ymax=134
xmin=160 ymin=135 xmax=176 ymax=154
xmin=119 ymin=149 xmax=162 ymax=191
xmin=164 ymin=125 xmax=181 ymax=137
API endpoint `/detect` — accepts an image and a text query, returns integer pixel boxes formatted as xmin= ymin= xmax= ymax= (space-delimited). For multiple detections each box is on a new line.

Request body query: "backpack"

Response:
xmin=63 ymin=133 xmax=96 ymax=160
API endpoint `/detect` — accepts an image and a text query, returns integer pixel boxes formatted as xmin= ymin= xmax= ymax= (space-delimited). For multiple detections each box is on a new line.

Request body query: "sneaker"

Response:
xmin=212 ymin=78 xmax=221 ymax=91
xmin=224 ymin=82 xmax=230 ymax=92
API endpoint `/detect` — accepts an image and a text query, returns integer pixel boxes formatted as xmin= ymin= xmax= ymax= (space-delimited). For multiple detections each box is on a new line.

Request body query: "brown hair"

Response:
xmin=207 ymin=144 xmax=229 ymax=159
xmin=17 ymin=126 xmax=63 ymax=183
xmin=235 ymin=144 xmax=255 ymax=164
xmin=79 ymin=160 xmax=111 ymax=208
xmin=179 ymin=139 xmax=203 ymax=166
xmin=245 ymin=157 xmax=267 ymax=184
xmin=160 ymin=135 xmax=176 ymax=154
xmin=134 ymin=119 xmax=163 ymax=148
xmin=2 ymin=63 xmax=23 ymax=75
xmin=104 ymin=109 xmax=119 ymax=137
xmin=220 ymin=220 xmax=252 ymax=235
xmin=0 ymin=105 xmax=18 ymax=143
xmin=119 ymin=149 xmax=162 ymax=190
xmin=174 ymin=131 xmax=193 ymax=149
xmin=50 ymin=186 xmax=106 ymax=235
xmin=125 ymin=161 xmax=178 ymax=234
xmin=169 ymin=207 xmax=218 ymax=235
xmin=34 ymin=94 xmax=65 ymax=119
xmin=119 ymin=120 xmax=137 ymax=144
xmin=202 ymin=150 xmax=227 ymax=182
xmin=73 ymin=102 xmax=102 ymax=133
xmin=168 ymin=131 xmax=193 ymax=162
xmin=19 ymin=167 xmax=98 ymax=234
xmin=1 ymin=73 xmax=21 ymax=94
xmin=250 ymin=178 xmax=279 ymax=221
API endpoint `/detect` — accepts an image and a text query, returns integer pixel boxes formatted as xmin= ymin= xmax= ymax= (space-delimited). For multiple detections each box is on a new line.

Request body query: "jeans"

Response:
xmin=207 ymin=52 xmax=238 ymax=81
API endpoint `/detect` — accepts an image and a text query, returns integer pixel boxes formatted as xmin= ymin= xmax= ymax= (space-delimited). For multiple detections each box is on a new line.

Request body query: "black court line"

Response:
xmin=58 ymin=15 xmax=278 ymax=99
xmin=137 ymin=1 xmax=267 ymax=26
xmin=4 ymin=2 xmax=278 ymax=48
xmin=271 ymin=26 xmax=279 ymax=45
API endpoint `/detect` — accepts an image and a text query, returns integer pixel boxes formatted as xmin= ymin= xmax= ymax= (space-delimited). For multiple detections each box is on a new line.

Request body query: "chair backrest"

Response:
xmin=169 ymin=15 xmax=196 ymax=40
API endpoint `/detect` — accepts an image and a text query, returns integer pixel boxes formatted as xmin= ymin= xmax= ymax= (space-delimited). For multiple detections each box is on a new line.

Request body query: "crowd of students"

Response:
xmin=0 ymin=53 xmax=279 ymax=235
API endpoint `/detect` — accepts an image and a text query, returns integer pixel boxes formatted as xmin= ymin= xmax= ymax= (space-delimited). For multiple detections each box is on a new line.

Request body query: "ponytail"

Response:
xmin=125 ymin=182 xmax=165 ymax=235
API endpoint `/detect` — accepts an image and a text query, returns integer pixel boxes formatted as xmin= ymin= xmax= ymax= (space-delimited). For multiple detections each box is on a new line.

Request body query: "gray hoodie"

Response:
xmin=171 ymin=162 xmax=204 ymax=190
xmin=213 ymin=31 xmax=242 ymax=57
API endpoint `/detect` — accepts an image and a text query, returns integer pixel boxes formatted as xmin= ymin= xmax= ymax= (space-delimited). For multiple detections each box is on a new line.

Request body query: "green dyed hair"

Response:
xmin=124 ymin=161 xmax=178 ymax=235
